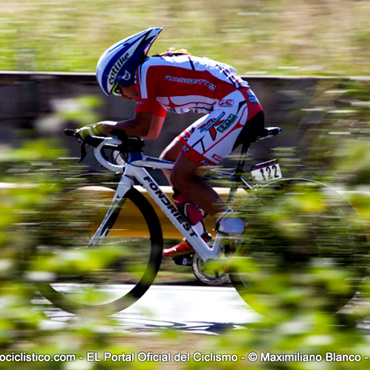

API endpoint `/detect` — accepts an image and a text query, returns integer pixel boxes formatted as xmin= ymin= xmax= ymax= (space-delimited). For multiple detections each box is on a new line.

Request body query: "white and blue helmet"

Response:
xmin=96 ymin=27 xmax=162 ymax=95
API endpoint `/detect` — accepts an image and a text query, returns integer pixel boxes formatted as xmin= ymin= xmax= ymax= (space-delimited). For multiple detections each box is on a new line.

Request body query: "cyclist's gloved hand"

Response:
xmin=74 ymin=123 xmax=104 ymax=143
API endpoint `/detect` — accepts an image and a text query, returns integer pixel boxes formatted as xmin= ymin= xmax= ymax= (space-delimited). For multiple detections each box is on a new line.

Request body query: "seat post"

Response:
xmin=226 ymin=141 xmax=251 ymax=204
xmin=235 ymin=141 xmax=251 ymax=173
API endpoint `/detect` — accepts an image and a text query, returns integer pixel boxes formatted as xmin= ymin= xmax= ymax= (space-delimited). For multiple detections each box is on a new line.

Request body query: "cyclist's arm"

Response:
xmin=99 ymin=112 xmax=166 ymax=139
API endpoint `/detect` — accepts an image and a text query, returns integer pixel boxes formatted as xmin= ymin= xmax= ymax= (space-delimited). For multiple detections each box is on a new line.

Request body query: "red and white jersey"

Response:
xmin=134 ymin=55 xmax=250 ymax=116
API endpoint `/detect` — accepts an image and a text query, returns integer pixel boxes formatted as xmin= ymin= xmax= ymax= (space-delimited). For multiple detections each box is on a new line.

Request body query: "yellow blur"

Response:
xmin=78 ymin=185 xmax=233 ymax=239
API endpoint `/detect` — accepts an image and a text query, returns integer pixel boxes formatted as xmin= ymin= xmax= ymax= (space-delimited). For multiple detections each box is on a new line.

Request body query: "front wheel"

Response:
xmin=229 ymin=178 xmax=368 ymax=316
xmin=32 ymin=176 xmax=163 ymax=314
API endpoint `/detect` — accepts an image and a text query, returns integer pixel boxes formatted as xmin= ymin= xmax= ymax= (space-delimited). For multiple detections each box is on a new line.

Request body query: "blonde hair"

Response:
xmin=157 ymin=47 xmax=191 ymax=57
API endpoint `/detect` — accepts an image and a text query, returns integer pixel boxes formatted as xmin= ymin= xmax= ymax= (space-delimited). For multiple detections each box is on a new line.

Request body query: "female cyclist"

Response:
xmin=76 ymin=27 xmax=265 ymax=257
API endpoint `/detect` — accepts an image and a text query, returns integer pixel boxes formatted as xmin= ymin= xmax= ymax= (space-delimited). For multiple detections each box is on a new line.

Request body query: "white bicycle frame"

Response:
xmin=88 ymin=137 xmax=224 ymax=262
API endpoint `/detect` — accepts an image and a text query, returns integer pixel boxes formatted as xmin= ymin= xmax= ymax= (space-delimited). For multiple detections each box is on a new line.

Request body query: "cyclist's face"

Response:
xmin=116 ymin=84 xmax=136 ymax=101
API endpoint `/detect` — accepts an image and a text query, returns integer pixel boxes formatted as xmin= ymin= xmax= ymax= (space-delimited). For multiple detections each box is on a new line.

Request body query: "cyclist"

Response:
xmin=76 ymin=27 xmax=265 ymax=257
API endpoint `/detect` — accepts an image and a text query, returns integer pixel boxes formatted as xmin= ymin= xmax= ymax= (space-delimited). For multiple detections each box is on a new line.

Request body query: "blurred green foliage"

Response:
xmin=0 ymin=0 xmax=369 ymax=76
xmin=0 ymin=117 xmax=369 ymax=369
xmin=233 ymin=179 xmax=369 ymax=318
xmin=270 ymin=78 xmax=370 ymax=186
xmin=0 ymin=1 xmax=369 ymax=361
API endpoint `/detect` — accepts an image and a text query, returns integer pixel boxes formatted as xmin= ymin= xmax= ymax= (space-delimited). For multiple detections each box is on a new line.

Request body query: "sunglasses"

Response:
xmin=111 ymin=82 xmax=122 ymax=97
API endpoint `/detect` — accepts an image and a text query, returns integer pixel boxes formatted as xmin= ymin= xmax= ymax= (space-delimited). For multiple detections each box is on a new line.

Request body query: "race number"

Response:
xmin=251 ymin=160 xmax=282 ymax=182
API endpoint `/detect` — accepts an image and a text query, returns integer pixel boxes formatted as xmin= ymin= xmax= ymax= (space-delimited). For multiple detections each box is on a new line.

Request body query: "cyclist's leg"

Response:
xmin=160 ymin=133 xmax=213 ymax=257
xmin=171 ymin=154 xmax=225 ymax=216
xmin=171 ymin=153 xmax=244 ymax=236
xmin=175 ymin=88 xmax=263 ymax=232
xmin=160 ymin=134 xmax=208 ymax=228
xmin=159 ymin=136 xmax=183 ymax=185
xmin=162 ymin=154 xmax=216 ymax=257
xmin=159 ymin=119 xmax=213 ymax=184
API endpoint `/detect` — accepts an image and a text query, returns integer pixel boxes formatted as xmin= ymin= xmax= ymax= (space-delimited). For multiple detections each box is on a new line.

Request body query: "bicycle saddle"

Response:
xmin=255 ymin=127 xmax=282 ymax=141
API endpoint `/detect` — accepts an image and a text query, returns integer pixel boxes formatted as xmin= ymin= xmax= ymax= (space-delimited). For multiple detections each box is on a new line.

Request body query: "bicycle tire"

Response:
xmin=228 ymin=178 xmax=368 ymax=315
xmin=33 ymin=175 xmax=163 ymax=314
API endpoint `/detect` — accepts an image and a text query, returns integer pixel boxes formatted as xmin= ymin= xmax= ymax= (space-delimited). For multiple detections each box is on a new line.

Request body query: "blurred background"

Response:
xmin=0 ymin=1 xmax=370 ymax=369
xmin=0 ymin=0 xmax=369 ymax=75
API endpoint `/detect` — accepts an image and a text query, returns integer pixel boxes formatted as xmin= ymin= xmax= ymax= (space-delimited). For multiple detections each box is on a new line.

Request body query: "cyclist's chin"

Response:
xmin=121 ymin=95 xmax=135 ymax=101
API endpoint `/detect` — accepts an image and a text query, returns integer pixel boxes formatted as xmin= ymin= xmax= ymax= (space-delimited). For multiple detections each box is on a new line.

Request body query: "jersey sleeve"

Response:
xmin=135 ymin=96 xmax=167 ymax=117
xmin=135 ymin=69 xmax=167 ymax=117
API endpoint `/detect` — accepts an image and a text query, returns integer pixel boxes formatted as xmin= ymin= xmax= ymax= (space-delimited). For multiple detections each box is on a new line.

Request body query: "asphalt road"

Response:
xmin=36 ymin=284 xmax=370 ymax=336
xmin=38 ymin=285 xmax=260 ymax=335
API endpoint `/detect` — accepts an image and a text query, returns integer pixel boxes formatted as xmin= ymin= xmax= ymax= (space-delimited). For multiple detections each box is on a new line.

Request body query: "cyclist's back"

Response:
xmin=136 ymin=54 xmax=249 ymax=115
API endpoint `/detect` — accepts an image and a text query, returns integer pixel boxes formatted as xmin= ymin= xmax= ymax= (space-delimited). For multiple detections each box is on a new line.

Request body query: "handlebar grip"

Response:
xmin=64 ymin=128 xmax=76 ymax=137
xmin=85 ymin=136 xmax=105 ymax=147
xmin=64 ymin=128 xmax=104 ymax=147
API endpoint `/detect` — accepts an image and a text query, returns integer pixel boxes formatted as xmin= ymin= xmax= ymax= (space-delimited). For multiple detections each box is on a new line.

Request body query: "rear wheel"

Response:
xmin=32 ymin=175 xmax=163 ymax=314
xmin=229 ymin=179 xmax=368 ymax=316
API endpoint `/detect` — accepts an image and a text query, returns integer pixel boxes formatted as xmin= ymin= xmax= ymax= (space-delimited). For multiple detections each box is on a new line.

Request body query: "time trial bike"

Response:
xmin=32 ymin=127 xmax=368 ymax=315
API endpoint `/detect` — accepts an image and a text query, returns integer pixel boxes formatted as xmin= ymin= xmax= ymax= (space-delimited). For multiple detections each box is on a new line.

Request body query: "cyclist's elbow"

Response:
xmin=136 ymin=121 xmax=160 ymax=139
xmin=135 ymin=124 xmax=154 ymax=138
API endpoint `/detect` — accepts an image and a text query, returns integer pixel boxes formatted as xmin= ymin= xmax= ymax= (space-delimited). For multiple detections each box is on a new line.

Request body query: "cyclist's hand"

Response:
xmin=74 ymin=123 xmax=103 ymax=143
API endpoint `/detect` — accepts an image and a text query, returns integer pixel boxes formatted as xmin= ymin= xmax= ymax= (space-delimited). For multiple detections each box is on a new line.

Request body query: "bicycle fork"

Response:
xmin=88 ymin=175 xmax=134 ymax=245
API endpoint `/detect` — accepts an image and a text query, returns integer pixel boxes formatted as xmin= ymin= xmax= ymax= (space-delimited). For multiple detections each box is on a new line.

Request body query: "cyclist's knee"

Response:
xmin=170 ymin=169 xmax=188 ymax=192
xmin=171 ymin=166 xmax=196 ymax=192
xmin=171 ymin=153 xmax=201 ymax=193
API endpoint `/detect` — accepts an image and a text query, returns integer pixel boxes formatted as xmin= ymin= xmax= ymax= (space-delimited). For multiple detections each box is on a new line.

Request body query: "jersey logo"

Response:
xmin=218 ymin=99 xmax=234 ymax=107
xmin=246 ymin=89 xmax=259 ymax=103
xmin=199 ymin=113 xmax=238 ymax=140
xmin=164 ymin=76 xmax=216 ymax=91
xmin=216 ymin=114 xmax=237 ymax=133
xmin=199 ymin=112 xmax=225 ymax=140
xmin=200 ymin=159 xmax=212 ymax=166
xmin=212 ymin=153 xmax=223 ymax=162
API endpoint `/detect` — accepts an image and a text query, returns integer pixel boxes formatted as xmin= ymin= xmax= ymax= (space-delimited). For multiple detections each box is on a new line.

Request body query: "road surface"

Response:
xmin=37 ymin=285 xmax=260 ymax=335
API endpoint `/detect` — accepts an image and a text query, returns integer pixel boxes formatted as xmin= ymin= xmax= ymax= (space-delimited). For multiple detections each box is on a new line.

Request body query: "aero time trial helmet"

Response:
xmin=96 ymin=27 xmax=162 ymax=95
